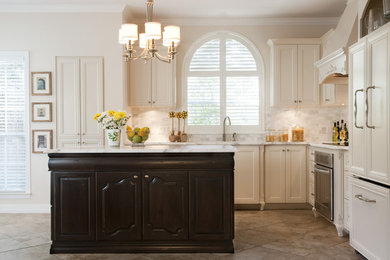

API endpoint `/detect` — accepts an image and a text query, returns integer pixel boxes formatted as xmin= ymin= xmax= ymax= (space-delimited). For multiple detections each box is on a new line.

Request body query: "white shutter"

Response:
xmin=0 ymin=52 xmax=29 ymax=193
xmin=186 ymin=34 xmax=261 ymax=130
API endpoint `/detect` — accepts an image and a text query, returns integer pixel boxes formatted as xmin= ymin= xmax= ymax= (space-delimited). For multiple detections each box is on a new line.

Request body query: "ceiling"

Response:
xmin=0 ymin=0 xmax=349 ymax=18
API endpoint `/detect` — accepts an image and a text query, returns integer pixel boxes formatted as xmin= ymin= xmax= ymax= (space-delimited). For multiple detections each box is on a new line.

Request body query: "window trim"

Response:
xmin=182 ymin=31 xmax=265 ymax=134
xmin=0 ymin=51 xmax=31 ymax=197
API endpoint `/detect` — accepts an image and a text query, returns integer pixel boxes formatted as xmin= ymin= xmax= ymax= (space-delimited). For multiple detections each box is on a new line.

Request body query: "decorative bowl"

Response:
xmin=127 ymin=126 xmax=150 ymax=144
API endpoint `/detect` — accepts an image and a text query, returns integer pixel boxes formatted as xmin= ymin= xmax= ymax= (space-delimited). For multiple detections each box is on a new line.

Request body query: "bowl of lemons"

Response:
xmin=127 ymin=126 xmax=150 ymax=145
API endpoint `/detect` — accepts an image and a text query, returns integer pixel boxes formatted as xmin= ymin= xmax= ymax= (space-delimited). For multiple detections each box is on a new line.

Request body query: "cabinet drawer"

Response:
xmin=350 ymin=178 xmax=390 ymax=260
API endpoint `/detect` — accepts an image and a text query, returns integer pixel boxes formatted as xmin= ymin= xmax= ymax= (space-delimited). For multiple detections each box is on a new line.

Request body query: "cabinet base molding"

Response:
xmin=234 ymin=204 xmax=261 ymax=210
xmin=264 ymin=203 xmax=312 ymax=210
xmin=50 ymin=241 xmax=234 ymax=254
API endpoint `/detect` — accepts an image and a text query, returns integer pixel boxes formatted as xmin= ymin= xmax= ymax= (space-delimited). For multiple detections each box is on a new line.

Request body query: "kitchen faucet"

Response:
xmin=223 ymin=116 xmax=231 ymax=141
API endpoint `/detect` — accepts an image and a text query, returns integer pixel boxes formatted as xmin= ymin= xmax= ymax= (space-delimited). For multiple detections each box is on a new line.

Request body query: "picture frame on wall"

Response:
xmin=31 ymin=72 xmax=52 ymax=95
xmin=32 ymin=129 xmax=53 ymax=153
xmin=32 ymin=102 xmax=52 ymax=122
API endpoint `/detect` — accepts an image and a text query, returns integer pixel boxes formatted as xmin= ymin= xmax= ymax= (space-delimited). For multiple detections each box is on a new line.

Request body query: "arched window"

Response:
xmin=184 ymin=32 xmax=264 ymax=133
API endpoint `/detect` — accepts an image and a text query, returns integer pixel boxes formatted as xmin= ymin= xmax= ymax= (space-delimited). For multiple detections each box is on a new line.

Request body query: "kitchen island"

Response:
xmin=48 ymin=145 xmax=235 ymax=254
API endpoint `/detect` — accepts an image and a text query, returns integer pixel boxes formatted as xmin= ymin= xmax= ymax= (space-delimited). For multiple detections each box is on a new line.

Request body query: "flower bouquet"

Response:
xmin=94 ymin=110 xmax=131 ymax=147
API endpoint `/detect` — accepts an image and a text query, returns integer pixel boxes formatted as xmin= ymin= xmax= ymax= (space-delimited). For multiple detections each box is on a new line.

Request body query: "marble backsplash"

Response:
xmin=128 ymin=106 xmax=348 ymax=143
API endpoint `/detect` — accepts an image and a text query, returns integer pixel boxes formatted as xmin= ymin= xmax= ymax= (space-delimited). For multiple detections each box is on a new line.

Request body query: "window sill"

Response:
xmin=0 ymin=193 xmax=31 ymax=199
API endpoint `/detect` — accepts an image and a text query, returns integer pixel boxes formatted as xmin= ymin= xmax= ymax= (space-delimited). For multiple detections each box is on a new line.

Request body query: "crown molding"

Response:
xmin=0 ymin=3 xmax=125 ymax=13
xmin=130 ymin=17 xmax=340 ymax=26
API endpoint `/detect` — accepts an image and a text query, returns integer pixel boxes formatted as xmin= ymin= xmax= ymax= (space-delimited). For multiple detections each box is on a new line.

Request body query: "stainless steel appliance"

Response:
xmin=314 ymin=151 xmax=334 ymax=221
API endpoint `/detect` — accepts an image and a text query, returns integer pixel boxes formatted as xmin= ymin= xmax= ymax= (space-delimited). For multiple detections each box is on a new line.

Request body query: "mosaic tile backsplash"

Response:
xmin=129 ymin=106 xmax=348 ymax=143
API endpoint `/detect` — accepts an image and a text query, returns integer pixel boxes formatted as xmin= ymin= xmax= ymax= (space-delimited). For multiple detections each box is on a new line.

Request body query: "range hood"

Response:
xmin=315 ymin=48 xmax=348 ymax=85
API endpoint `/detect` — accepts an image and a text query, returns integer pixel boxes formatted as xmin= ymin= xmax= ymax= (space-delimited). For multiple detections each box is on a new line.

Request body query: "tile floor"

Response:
xmin=0 ymin=210 xmax=365 ymax=260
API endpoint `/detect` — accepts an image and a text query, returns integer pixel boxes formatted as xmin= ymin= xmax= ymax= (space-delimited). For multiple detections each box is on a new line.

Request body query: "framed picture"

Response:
xmin=32 ymin=130 xmax=53 ymax=153
xmin=31 ymin=72 xmax=52 ymax=95
xmin=32 ymin=102 xmax=52 ymax=122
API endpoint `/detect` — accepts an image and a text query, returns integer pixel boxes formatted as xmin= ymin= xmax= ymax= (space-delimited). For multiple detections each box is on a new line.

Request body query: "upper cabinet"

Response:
xmin=128 ymin=51 xmax=176 ymax=107
xmin=268 ymin=39 xmax=321 ymax=107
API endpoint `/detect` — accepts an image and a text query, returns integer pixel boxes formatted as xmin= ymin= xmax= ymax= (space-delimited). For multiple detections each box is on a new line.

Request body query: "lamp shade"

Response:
xmin=145 ymin=22 xmax=161 ymax=40
xmin=118 ymin=29 xmax=128 ymax=44
xmin=119 ymin=24 xmax=138 ymax=43
xmin=163 ymin=25 xmax=180 ymax=46
xmin=139 ymin=33 xmax=147 ymax=48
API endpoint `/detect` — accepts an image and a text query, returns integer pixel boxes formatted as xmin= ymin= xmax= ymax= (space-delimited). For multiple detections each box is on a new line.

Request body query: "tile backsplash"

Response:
xmin=129 ymin=106 xmax=348 ymax=143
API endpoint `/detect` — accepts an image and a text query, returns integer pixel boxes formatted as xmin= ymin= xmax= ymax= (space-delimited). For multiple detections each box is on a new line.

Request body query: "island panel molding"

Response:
xmin=49 ymin=152 xmax=234 ymax=253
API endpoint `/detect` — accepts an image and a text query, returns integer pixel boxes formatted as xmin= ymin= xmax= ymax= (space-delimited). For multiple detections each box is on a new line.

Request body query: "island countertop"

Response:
xmin=48 ymin=144 xmax=236 ymax=154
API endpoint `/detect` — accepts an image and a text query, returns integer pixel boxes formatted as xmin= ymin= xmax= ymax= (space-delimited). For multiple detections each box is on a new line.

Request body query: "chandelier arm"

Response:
xmin=155 ymin=52 xmax=172 ymax=63
xmin=126 ymin=46 xmax=149 ymax=61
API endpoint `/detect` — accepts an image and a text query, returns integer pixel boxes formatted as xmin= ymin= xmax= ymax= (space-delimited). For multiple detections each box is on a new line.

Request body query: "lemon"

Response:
xmin=132 ymin=135 xmax=142 ymax=143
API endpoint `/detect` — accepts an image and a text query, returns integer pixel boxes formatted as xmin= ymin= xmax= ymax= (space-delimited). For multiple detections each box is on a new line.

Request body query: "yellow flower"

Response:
xmin=114 ymin=111 xmax=126 ymax=120
xmin=93 ymin=113 xmax=101 ymax=120
xmin=107 ymin=110 xmax=116 ymax=116
xmin=126 ymin=125 xmax=132 ymax=132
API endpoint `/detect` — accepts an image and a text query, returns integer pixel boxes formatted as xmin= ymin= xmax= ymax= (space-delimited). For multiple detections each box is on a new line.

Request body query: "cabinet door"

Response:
xmin=285 ymin=146 xmax=307 ymax=203
xmin=349 ymin=42 xmax=366 ymax=177
xmin=265 ymin=146 xmax=286 ymax=203
xmin=80 ymin=57 xmax=103 ymax=141
xmin=143 ymin=170 xmax=188 ymax=240
xmin=52 ymin=172 xmax=95 ymax=241
xmin=152 ymin=57 xmax=176 ymax=107
xmin=366 ymin=31 xmax=390 ymax=185
xmin=96 ymin=172 xmax=142 ymax=241
xmin=234 ymin=146 xmax=259 ymax=204
xmin=321 ymin=84 xmax=335 ymax=105
xmin=350 ymin=178 xmax=390 ymax=260
xmin=129 ymin=58 xmax=152 ymax=106
xmin=273 ymin=45 xmax=298 ymax=106
xmin=56 ymin=57 xmax=81 ymax=147
xmin=297 ymin=44 xmax=320 ymax=105
xmin=189 ymin=171 xmax=233 ymax=240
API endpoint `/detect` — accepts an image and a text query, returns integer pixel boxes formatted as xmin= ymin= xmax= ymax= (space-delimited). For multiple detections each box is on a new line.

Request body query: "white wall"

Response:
xmin=0 ymin=12 xmax=124 ymax=212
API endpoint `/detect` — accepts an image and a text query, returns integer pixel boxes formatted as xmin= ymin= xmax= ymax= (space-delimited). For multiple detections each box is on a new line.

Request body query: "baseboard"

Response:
xmin=0 ymin=204 xmax=50 ymax=213
xmin=264 ymin=203 xmax=312 ymax=210
xmin=234 ymin=204 xmax=261 ymax=210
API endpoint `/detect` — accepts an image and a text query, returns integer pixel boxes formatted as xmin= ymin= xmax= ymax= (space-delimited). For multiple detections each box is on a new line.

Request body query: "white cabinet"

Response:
xmin=234 ymin=146 xmax=260 ymax=205
xmin=320 ymin=84 xmax=348 ymax=106
xmin=56 ymin=57 xmax=104 ymax=148
xmin=308 ymin=147 xmax=315 ymax=206
xmin=268 ymin=39 xmax=320 ymax=107
xmin=349 ymin=25 xmax=390 ymax=185
xmin=129 ymin=55 xmax=175 ymax=107
xmin=350 ymin=177 xmax=390 ymax=260
xmin=265 ymin=145 xmax=307 ymax=203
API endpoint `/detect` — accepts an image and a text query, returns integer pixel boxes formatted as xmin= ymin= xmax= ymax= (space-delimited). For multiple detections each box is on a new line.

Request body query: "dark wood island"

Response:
xmin=48 ymin=145 xmax=235 ymax=254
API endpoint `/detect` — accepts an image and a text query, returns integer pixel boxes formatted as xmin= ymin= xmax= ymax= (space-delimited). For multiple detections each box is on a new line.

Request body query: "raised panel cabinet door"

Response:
xmin=80 ymin=57 xmax=103 ymax=140
xmin=285 ymin=146 xmax=307 ymax=203
xmin=349 ymin=41 xmax=366 ymax=177
xmin=366 ymin=31 xmax=390 ymax=185
xmin=96 ymin=172 xmax=142 ymax=241
xmin=350 ymin=178 xmax=390 ymax=260
xmin=273 ymin=45 xmax=298 ymax=106
xmin=129 ymin=58 xmax=152 ymax=106
xmin=56 ymin=57 xmax=81 ymax=145
xmin=189 ymin=171 xmax=233 ymax=240
xmin=234 ymin=146 xmax=260 ymax=204
xmin=297 ymin=44 xmax=320 ymax=105
xmin=142 ymin=170 xmax=188 ymax=240
xmin=265 ymin=146 xmax=286 ymax=203
xmin=52 ymin=172 xmax=95 ymax=241
xmin=152 ymin=57 xmax=176 ymax=107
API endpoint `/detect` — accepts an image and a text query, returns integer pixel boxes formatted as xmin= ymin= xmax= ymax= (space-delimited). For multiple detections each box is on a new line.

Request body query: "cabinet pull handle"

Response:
xmin=144 ymin=175 xmax=150 ymax=179
xmin=354 ymin=89 xmax=364 ymax=129
xmin=133 ymin=175 xmax=138 ymax=179
xmin=355 ymin=194 xmax=376 ymax=203
xmin=365 ymin=86 xmax=376 ymax=129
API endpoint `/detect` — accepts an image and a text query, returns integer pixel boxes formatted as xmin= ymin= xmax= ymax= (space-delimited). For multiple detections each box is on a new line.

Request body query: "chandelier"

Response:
xmin=118 ymin=0 xmax=180 ymax=63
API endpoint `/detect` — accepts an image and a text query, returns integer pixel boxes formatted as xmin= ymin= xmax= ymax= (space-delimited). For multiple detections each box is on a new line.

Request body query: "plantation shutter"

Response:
xmin=0 ymin=52 xmax=29 ymax=193
xmin=187 ymin=36 xmax=260 ymax=127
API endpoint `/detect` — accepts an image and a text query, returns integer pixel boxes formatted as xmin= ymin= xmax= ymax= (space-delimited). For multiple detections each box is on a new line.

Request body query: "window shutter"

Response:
xmin=189 ymin=39 xmax=220 ymax=71
xmin=226 ymin=39 xmax=257 ymax=71
xmin=0 ymin=53 xmax=28 ymax=192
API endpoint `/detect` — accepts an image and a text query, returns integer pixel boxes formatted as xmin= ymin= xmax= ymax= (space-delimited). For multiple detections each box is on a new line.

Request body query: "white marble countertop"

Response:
xmin=309 ymin=143 xmax=349 ymax=151
xmin=48 ymin=144 xmax=237 ymax=154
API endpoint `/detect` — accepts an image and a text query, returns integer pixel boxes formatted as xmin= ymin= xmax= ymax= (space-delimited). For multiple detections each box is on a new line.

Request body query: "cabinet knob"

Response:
xmin=148 ymin=101 xmax=151 ymax=104
xmin=82 ymin=133 xmax=86 ymax=135
xmin=282 ymin=149 xmax=286 ymax=152
xmin=77 ymin=133 xmax=80 ymax=135
xmin=77 ymin=141 xmax=81 ymax=144
xmin=286 ymin=149 xmax=290 ymax=152
xmin=82 ymin=142 xmax=86 ymax=144
xmin=144 ymin=175 xmax=150 ymax=179
xmin=133 ymin=175 xmax=138 ymax=179
xmin=294 ymin=100 xmax=297 ymax=103
xmin=298 ymin=100 xmax=302 ymax=103
xmin=325 ymin=98 xmax=330 ymax=101
xmin=152 ymin=101 xmax=156 ymax=104
xmin=311 ymin=193 xmax=315 ymax=196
